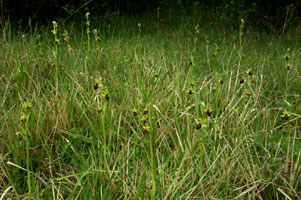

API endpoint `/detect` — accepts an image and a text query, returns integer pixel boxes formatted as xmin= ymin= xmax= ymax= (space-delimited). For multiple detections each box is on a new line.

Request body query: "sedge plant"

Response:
xmin=141 ymin=104 xmax=156 ymax=199
xmin=51 ymin=21 xmax=59 ymax=95
xmin=19 ymin=99 xmax=33 ymax=200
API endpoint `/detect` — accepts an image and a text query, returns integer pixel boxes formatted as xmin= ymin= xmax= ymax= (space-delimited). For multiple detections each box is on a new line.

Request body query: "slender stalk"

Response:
xmin=86 ymin=12 xmax=91 ymax=52
xmin=52 ymin=21 xmax=59 ymax=96
xmin=148 ymin=105 xmax=156 ymax=200
xmin=55 ymin=44 xmax=58 ymax=93
xmin=102 ymin=103 xmax=107 ymax=170
xmin=205 ymin=35 xmax=210 ymax=72
xmin=25 ymin=117 xmax=31 ymax=200
xmin=285 ymin=70 xmax=289 ymax=101
xmin=238 ymin=19 xmax=245 ymax=69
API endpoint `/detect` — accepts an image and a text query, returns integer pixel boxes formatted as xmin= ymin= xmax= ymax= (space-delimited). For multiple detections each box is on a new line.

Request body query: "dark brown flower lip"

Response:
xmin=206 ymin=110 xmax=212 ymax=117
xmin=196 ymin=123 xmax=202 ymax=130
xmin=287 ymin=65 xmax=291 ymax=71
xmin=17 ymin=134 xmax=23 ymax=141
xmin=93 ymin=83 xmax=99 ymax=90
xmin=143 ymin=129 xmax=149 ymax=135
xmin=29 ymin=149 xmax=39 ymax=156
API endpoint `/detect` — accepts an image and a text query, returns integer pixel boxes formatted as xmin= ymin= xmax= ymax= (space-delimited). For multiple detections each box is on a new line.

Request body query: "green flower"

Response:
xmin=16 ymin=131 xmax=24 ymax=140
xmin=22 ymin=99 xmax=33 ymax=110
xmin=55 ymin=39 xmax=60 ymax=45
xmin=52 ymin=21 xmax=58 ymax=35
xmin=286 ymin=63 xmax=291 ymax=71
xmin=240 ymin=77 xmax=246 ymax=84
xmin=20 ymin=112 xmax=29 ymax=121
xmin=131 ymin=108 xmax=138 ymax=116
xmin=102 ymin=88 xmax=110 ymax=101
xmin=140 ymin=115 xmax=148 ymax=124
xmin=247 ymin=68 xmax=253 ymax=76
xmin=97 ymin=105 xmax=103 ymax=113
xmin=63 ymin=30 xmax=69 ymax=42
xmin=67 ymin=45 xmax=73 ymax=52
xmin=194 ymin=24 xmax=199 ymax=34
xmin=52 ymin=21 xmax=57 ymax=28
xmin=143 ymin=125 xmax=150 ymax=135
xmin=204 ymin=104 xmax=212 ymax=117
xmin=189 ymin=56 xmax=195 ymax=66
xmin=281 ymin=110 xmax=291 ymax=121
xmin=95 ymin=77 xmax=103 ymax=88
xmin=138 ymin=23 xmax=141 ymax=32
xmin=243 ymin=89 xmax=251 ymax=97
xmin=187 ymin=87 xmax=193 ymax=95
xmin=195 ymin=118 xmax=207 ymax=130
xmin=212 ymin=83 xmax=217 ymax=92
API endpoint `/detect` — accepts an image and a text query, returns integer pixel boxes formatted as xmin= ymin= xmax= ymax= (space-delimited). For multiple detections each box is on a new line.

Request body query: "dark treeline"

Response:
xmin=0 ymin=0 xmax=300 ymax=30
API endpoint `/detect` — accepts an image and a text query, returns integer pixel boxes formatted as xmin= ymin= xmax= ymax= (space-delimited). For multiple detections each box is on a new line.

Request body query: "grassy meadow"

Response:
xmin=0 ymin=7 xmax=300 ymax=199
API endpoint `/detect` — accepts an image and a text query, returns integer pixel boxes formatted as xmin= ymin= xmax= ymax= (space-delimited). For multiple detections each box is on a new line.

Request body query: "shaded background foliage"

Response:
xmin=0 ymin=0 xmax=300 ymax=30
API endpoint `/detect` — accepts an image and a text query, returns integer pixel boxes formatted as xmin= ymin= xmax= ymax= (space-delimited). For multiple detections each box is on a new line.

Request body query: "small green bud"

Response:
xmin=22 ymin=100 xmax=33 ymax=110
xmin=20 ymin=112 xmax=29 ymax=121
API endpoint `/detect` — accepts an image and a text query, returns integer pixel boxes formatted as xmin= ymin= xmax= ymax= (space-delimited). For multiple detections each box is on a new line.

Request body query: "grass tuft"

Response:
xmin=0 ymin=8 xmax=300 ymax=199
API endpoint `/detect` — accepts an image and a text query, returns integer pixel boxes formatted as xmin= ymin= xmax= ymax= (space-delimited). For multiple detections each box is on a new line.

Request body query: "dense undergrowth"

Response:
xmin=0 ymin=7 xmax=300 ymax=200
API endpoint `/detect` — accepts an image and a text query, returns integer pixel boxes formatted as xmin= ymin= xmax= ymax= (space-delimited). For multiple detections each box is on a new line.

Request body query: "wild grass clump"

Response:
xmin=0 ymin=8 xmax=300 ymax=200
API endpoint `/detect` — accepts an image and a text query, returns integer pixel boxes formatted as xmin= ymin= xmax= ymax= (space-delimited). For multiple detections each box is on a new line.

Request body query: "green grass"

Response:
xmin=0 ymin=9 xmax=300 ymax=200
